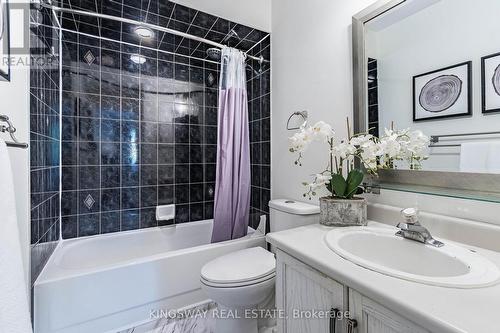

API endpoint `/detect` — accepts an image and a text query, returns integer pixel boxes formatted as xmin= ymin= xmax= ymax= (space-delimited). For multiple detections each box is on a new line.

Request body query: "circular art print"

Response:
xmin=418 ymin=75 xmax=463 ymax=113
xmin=493 ymin=64 xmax=500 ymax=96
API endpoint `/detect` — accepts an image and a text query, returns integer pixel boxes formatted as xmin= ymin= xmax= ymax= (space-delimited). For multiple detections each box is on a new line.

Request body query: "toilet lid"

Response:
xmin=201 ymin=247 xmax=276 ymax=285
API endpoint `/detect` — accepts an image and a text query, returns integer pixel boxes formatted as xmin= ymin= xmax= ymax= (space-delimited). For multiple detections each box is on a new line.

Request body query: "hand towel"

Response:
xmin=0 ymin=139 xmax=32 ymax=333
xmin=460 ymin=142 xmax=490 ymax=173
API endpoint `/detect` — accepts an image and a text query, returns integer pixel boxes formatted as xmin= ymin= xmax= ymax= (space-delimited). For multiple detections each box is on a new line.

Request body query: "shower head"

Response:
xmin=206 ymin=28 xmax=242 ymax=61
xmin=222 ymin=29 xmax=240 ymax=44
xmin=206 ymin=48 xmax=221 ymax=61
xmin=206 ymin=29 xmax=242 ymax=61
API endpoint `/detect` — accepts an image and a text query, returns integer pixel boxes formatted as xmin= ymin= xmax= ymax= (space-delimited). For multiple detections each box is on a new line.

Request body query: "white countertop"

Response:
xmin=266 ymin=221 xmax=500 ymax=333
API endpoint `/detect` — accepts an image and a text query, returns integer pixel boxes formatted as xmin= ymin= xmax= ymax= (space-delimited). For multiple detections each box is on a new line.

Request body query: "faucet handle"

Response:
xmin=401 ymin=207 xmax=419 ymax=224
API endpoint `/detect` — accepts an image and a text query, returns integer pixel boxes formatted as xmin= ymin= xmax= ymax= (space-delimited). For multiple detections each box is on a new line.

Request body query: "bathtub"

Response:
xmin=34 ymin=219 xmax=266 ymax=333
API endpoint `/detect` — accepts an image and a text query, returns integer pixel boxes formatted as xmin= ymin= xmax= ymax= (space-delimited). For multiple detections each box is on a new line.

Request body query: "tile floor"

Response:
xmin=117 ymin=302 xmax=277 ymax=333
xmin=118 ymin=302 xmax=216 ymax=333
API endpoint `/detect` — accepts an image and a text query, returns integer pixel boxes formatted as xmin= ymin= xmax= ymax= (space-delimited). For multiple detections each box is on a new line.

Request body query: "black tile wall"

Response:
xmin=368 ymin=58 xmax=379 ymax=137
xmin=57 ymin=1 xmax=271 ymax=238
xmin=247 ymin=36 xmax=271 ymax=231
xmin=30 ymin=8 xmax=61 ymax=284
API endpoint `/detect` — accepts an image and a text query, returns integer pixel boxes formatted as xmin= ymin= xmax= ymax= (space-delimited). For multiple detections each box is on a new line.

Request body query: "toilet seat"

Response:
xmin=200 ymin=247 xmax=276 ymax=287
xmin=201 ymin=271 xmax=276 ymax=288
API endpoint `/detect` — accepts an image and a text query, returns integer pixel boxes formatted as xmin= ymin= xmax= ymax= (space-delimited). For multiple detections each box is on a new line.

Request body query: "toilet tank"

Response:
xmin=269 ymin=199 xmax=320 ymax=233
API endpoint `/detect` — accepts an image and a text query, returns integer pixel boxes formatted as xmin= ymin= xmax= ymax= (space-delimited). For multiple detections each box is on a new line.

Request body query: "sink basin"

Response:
xmin=325 ymin=227 xmax=500 ymax=288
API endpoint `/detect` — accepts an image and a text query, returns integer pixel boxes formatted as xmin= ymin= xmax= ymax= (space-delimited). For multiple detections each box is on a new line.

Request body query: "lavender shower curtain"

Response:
xmin=211 ymin=47 xmax=251 ymax=243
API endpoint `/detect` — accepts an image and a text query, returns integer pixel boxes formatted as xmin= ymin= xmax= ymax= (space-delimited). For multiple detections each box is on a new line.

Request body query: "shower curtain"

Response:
xmin=211 ymin=47 xmax=251 ymax=243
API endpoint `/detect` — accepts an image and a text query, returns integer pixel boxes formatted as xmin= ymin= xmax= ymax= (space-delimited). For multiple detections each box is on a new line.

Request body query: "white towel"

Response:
xmin=460 ymin=142 xmax=491 ymax=173
xmin=0 ymin=139 xmax=32 ymax=333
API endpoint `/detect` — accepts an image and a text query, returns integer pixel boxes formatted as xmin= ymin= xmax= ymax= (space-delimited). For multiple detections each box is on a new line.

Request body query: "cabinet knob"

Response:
xmin=346 ymin=318 xmax=358 ymax=333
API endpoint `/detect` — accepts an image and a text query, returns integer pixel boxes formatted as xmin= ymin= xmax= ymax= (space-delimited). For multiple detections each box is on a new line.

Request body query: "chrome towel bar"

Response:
xmin=0 ymin=115 xmax=28 ymax=149
xmin=429 ymin=131 xmax=500 ymax=148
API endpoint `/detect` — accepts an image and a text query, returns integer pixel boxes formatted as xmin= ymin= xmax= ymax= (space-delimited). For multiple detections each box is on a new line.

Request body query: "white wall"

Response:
xmin=1 ymin=1 xmax=31 ymax=289
xmin=170 ymin=0 xmax=271 ymax=32
xmin=271 ymin=0 xmax=378 ymax=203
xmin=369 ymin=0 xmax=500 ymax=171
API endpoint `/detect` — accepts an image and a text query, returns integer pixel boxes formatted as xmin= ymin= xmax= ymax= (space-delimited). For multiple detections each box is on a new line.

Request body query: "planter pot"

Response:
xmin=319 ymin=197 xmax=367 ymax=227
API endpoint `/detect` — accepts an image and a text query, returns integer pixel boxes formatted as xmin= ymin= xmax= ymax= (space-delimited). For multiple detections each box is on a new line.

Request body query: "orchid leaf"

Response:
xmin=330 ymin=174 xmax=347 ymax=198
xmin=345 ymin=170 xmax=364 ymax=199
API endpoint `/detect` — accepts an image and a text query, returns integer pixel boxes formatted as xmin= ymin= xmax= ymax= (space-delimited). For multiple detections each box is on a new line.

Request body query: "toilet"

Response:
xmin=200 ymin=199 xmax=320 ymax=333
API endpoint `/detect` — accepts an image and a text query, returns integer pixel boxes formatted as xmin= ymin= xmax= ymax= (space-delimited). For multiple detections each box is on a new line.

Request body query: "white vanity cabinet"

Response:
xmin=276 ymin=250 xmax=347 ymax=333
xmin=276 ymin=250 xmax=429 ymax=333
xmin=349 ymin=290 xmax=429 ymax=333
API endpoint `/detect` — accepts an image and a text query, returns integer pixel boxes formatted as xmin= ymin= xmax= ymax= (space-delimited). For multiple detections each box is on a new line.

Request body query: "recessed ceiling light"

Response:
xmin=134 ymin=26 xmax=154 ymax=38
xmin=130 ymin=54 xmax=146 ymax=64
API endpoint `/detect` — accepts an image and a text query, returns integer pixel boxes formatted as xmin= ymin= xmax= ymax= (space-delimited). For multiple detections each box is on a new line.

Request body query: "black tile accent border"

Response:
xmin=368 ymin=58 xmax=379 ymax=137
xmin=247 ymin=35 xmax=271 ymax=231
xmin=30 ymin=8 xmax=61 ymax=285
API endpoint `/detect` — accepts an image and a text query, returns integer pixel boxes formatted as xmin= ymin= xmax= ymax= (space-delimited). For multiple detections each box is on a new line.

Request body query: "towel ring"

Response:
xmin=286 ymin=111 xmax=308 ymax=130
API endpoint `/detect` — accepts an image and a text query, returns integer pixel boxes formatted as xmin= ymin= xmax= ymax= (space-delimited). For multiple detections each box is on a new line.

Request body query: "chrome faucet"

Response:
xmin=395 ymin=208 xmax=444 ymax=248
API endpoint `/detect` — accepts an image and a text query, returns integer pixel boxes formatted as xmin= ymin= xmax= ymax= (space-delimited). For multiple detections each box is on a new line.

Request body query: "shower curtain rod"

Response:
xmin=38 ymin=1 xmax=268 ymax=64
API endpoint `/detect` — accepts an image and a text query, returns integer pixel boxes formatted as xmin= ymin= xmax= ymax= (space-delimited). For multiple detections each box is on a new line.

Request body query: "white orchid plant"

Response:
xmin=289 ymin=121 xmax=429 ymax=200
xmin=378 ymin=128 xmax=430 ymax=170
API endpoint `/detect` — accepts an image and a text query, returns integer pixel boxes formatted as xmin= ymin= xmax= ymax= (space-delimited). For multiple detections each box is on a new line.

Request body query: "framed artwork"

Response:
xmin=0 ymin=0 xmax=10 ymax=81
xmin=413 ymin=61 xmax=472 ymax=121
xmin=481 ymin=52 xmax=500 ymax=114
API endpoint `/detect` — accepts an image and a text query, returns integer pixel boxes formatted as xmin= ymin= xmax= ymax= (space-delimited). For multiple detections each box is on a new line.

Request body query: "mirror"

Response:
xmin=365 ymin=0 xmax=500 ymax=173
xmin=353 ymin=0 xmax=500 ymax=200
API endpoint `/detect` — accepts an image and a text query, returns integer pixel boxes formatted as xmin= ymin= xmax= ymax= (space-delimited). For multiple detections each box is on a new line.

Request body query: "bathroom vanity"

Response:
xmin=274 ymin=248 xmax=426 ymax=333
xmin=267 ymin=221 xmax=500 ymax=333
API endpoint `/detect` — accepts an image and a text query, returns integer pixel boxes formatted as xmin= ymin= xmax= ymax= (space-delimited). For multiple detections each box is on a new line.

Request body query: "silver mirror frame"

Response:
xmin=352 ymin=0 xmax=405 ymax=133
xmin=352 ymin=0 xmax=500 ymax=199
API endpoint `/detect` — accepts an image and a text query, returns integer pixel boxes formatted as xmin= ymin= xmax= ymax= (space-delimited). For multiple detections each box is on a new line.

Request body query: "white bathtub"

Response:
xmin=34 ymin=219 xmax=266 ymax=333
